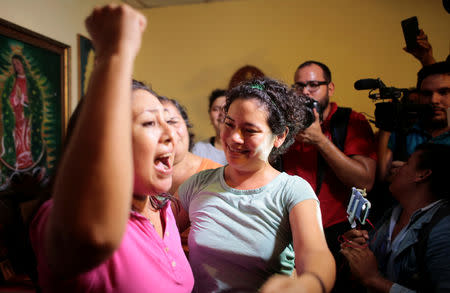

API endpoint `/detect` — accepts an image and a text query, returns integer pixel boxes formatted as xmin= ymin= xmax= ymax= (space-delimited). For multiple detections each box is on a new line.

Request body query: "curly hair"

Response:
xmin=157 ymin=96 xmax=195 ymax=151
xmin=225 ymin=77 xmax=315 ymax=163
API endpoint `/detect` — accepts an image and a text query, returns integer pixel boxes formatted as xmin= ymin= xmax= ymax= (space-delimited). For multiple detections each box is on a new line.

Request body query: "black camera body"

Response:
xmin=301 ymin=97 xmax=323 ymax=129
xmin=354 ymin=78 xmax=431 ymax=132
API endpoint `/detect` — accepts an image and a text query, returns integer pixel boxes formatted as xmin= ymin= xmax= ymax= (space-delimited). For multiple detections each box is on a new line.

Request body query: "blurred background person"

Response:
xmin=192 ymin=89 xmax=228 ymax=165
xmin=157 ymin=95 xmax=221 ymax=254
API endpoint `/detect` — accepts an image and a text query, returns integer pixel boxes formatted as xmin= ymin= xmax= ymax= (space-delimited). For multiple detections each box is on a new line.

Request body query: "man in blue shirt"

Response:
xmin=378 ymin=61 xmax=450 ymax=181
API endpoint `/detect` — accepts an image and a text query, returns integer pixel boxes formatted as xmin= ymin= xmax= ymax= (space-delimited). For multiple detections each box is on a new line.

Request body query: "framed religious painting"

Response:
xmin=0 ymin=18 xmax=69 ymax=191
xmin=77 ymin=34 xmax=94 ymax=99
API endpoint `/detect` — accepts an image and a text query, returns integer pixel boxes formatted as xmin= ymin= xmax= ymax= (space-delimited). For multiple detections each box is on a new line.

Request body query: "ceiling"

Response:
xmin=122 ymin=0 xmax=237 ymax=9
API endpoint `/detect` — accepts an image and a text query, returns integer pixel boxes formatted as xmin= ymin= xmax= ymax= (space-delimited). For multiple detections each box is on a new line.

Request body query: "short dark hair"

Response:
xmin=157 ymin=96 xmax=195 ymax=151
xmin=296 ymin=60 xmax=332 ymax=83
xmin=416 ymin=61 xmax=450 ymax=89
xmin=225 ymin=77 xmax=315 ymax=163
xmin=208 ymin=89 xmax=227 ymax=112
xmin=415 ymin=143 xmax=450 ymax=200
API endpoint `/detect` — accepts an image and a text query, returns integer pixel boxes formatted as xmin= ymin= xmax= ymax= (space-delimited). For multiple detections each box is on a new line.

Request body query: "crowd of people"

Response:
xmin=7 ymin=3 xmax=449 ymax=293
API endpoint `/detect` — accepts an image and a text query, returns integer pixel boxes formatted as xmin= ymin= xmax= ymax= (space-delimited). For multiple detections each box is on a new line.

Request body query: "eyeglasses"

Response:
xmin=292 ymin=81 xmax=329 ymax=92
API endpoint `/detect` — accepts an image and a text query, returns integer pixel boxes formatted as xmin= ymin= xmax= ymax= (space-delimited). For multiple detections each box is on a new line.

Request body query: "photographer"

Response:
xmin=341 ymin=143 xmax=450 ymax=293
xmin=378 ymin=61 xmax=450 ymax=182
xmin=283 ymin=60 xmax=377 ymax=292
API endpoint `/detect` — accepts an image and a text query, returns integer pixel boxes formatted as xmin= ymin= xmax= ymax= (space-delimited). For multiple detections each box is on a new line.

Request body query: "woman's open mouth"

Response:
xmin=154 ymin=153 xmax=173 ymax=174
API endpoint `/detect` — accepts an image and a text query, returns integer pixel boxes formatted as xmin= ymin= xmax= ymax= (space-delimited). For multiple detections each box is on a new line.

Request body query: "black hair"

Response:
xmin=415 ymin=143 xmax=450 ymax=200
xmin=225 ymin=77 xmax=315 ymax=163
xmin=416 ymin=61 xmax=450 ymax=88
xmin=157 ymin=96 xmax=195 ymax=151
xmin=296 ymin=60 xmax=332 ymax=83
xmin=132 ymin=79 xmax=159 ymax=96
xmin=208 ymin=89 xmax=227 ymax=112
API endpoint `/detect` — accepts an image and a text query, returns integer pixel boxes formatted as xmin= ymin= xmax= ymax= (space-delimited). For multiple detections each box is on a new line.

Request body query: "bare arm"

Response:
xmin=316 ymin=138 xmax=376 ymax=190
xmin=45 ymin=4 xmax=146 ymax=276
xmin=298 ymin=110 xmax=376 ymax=191
xmin=403 ymin=29 xmax=436 ymax=66
xmin=376 ymin=130 xmax=393 ymax=181
xmin=261 ymin=199 xmax=336 ymax=293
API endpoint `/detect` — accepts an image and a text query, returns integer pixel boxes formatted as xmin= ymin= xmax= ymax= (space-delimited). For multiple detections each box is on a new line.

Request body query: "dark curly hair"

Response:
xmin=157 ymin=96 xmax=195 ymax=151
xmin=225 ymin=77 xmax=315 ymax=163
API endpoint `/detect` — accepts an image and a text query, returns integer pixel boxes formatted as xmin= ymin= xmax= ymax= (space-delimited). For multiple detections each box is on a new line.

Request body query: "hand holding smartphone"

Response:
xmin=401 ymin=16 xmax=420 ymax=50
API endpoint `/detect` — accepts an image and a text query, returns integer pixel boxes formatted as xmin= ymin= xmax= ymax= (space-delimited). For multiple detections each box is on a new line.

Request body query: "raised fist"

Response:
xmin=85 ymin=4 xmax=147 ymax=60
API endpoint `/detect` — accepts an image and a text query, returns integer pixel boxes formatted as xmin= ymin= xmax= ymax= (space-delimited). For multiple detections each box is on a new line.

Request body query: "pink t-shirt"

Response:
xmin=30 ymin=200 xmax=194 ymax=293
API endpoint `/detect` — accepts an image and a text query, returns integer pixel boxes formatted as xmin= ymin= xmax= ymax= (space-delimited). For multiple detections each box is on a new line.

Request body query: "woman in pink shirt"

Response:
xmin=29 ymin=5 xmax=193 ymax=292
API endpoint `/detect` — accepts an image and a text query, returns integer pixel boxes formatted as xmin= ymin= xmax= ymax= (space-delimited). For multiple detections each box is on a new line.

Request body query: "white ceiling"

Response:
xmin=122 ymin=0 xmax=236 ymax=9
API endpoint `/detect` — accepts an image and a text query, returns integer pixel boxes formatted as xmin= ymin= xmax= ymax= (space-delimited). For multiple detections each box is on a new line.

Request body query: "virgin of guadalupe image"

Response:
xmin=0 ymin=54 xmax=46 ymax=189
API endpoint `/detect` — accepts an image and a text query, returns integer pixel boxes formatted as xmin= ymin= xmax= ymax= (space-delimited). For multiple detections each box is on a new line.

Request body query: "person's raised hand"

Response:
xmin=403 ymin=29 xmax=435 ymax=66
xmin=85 ymin=4 xmax=147 ymax=60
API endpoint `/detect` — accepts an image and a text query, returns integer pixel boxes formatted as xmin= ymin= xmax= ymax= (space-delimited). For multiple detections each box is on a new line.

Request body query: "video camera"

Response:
xmin=354 ymin=78 xmax=431 ymax=132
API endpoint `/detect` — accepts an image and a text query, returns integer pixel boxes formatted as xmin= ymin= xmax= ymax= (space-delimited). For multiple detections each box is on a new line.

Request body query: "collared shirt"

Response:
xmin=369 ymin=200 xmax=450 ymax=293
xmin=30 ymin=200 xmax=194 ymax=293
xmin=384 ymin=200 xmax=442 ymax=281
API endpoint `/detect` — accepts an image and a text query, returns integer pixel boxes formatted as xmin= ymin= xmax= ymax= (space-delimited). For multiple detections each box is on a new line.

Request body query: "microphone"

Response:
xmin=354 ymin=78 xmax=385 ymax=90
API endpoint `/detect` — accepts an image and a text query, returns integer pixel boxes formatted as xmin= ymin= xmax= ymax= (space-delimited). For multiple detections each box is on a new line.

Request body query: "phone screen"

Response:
xmin=401 ymin=16 xmax=419 ymax=50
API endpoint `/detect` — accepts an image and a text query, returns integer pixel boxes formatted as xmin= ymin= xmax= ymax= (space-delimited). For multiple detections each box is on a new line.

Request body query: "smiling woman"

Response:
xmin=176 ymin=77 xmax=336 ymax=293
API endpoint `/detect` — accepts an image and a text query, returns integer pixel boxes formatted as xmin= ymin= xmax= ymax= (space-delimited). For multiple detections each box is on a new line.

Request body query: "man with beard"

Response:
xmin=282 ymin=60 xmax=377 ymax=292
xmin=381 ymin=61 xmax=450 ymax=181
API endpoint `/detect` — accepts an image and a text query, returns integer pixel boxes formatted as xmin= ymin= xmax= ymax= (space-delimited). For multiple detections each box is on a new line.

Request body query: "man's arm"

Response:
xmin=297 ymin=110 xmax=376 ymax=191
xmin=403 ymin=29 xmax=436 ymax=66
xmin=376 ymin=130 xmax=393 ymax=181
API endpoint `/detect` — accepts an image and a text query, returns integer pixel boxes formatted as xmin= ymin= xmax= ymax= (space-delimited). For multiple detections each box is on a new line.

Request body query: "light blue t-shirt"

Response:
xmin=192 ymin=139 xmax=228 ymax=165
xmin=178 ymin=166 xmax=318 ymax=293
xmin=388 ymin=122 xmax=450 ymax=158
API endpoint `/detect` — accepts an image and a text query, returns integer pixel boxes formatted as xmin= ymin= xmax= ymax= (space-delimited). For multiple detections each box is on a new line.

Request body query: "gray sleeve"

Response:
xmin=284 ymin=175 xmax=319 ymax=213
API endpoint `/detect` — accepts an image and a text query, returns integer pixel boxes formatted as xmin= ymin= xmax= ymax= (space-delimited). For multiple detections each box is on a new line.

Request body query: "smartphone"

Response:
xmin=401 ymin=16 xmax=419 ymax=50
xmin=347 ymin=188 xmax=371 ymax=228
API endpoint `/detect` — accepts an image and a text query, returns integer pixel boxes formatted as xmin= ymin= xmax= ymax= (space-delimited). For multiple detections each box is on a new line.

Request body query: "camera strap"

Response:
xmin=315 ymin=107 xmax=352 ymax=195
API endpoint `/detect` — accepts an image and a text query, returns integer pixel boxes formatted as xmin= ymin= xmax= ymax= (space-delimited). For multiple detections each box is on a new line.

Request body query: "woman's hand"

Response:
xmin=85 ymin=4 xmax=147 ymax=60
